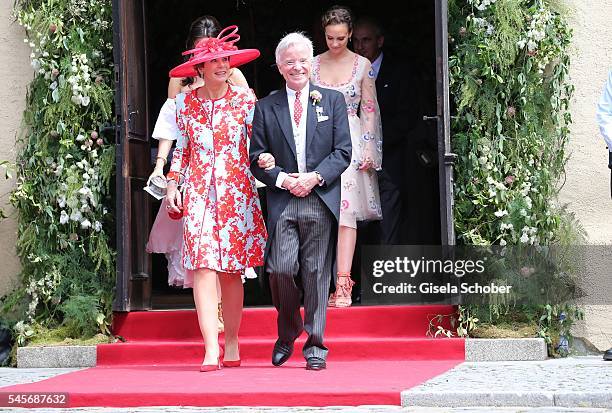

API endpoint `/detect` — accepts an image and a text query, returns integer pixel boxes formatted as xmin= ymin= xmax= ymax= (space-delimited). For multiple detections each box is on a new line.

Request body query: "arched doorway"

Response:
xmin=112 ymin=0 xmax=455 ymax=311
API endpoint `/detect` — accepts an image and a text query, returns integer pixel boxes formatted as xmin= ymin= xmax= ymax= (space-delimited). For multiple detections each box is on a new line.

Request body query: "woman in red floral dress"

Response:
xmin=166 ymin=26 xmax=267 ymax=371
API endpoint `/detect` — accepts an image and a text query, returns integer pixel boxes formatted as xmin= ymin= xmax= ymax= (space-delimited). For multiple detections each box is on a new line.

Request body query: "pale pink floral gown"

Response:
xmin=311 ymin=54 xmax=383 ymax=227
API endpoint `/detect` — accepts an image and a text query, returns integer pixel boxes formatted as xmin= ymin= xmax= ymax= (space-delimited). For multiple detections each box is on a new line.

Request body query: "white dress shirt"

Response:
xmin=596 ymin=69 xmax=612 ymax=152
xmin=276 ymin=84 xmax=310 ymax=188
xmin=370 ymin=52 xmax=383 ymax=80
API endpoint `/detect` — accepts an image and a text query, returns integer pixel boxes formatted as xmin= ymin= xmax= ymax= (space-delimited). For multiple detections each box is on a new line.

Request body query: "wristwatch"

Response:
xmin=314 ymin=171 xmax=325 ymax=186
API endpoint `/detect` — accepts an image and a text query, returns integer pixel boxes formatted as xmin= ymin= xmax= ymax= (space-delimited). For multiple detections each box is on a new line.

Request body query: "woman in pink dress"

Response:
xmin=166 ymin=26 xmax=267 ymax=371
xmin=312 ymin=5 xmax=383 ymax=307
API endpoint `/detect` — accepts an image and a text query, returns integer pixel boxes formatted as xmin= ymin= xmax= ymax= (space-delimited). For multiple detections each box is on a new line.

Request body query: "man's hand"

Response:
xmin=281 ymin=174 xmax=298 ymax=192
xmin=287 ymin=172 xmax=319 ymax=197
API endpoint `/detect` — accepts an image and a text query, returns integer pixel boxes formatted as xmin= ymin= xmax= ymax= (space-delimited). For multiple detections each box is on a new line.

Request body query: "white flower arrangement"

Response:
xmin=15 ymin=0 xmax=114 ymax=343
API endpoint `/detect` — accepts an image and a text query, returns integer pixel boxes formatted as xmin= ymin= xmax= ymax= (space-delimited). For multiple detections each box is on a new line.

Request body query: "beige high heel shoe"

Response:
xmin=328 ymin=272 xmax=355 ymax=307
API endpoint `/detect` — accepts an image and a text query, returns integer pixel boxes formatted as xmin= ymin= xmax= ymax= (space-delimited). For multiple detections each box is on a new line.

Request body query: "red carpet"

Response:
xmin=2 ymin=361 xmax=461 ymax=407
xmin=2 ymin=305 xmax=464 ymax=407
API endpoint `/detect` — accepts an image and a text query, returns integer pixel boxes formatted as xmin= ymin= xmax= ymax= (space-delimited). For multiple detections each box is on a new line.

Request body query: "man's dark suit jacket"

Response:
xmin=375 ymin=54 xmax=420 ymax=188
xmin=376 ymin=54 xmax=442 ymax=244
xmin=249 ymin=84 xmax=352 ymax=251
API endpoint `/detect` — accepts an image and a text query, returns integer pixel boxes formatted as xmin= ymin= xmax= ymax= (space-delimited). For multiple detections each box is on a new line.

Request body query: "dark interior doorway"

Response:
xmin=142 ymin=0 xmax=441 ymax=309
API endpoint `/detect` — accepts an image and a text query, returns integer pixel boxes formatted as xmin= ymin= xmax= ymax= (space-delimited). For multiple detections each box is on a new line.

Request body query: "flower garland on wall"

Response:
xmin=448 ymin=0 xmax=583 ymax=354
xmin=1 ymin=0 xmax=115 ymax=346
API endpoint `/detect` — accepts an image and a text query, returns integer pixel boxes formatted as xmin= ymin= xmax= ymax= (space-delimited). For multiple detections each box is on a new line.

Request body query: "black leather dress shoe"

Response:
xmin=272 ymin=340 xmax=294 ymax=366
xmin=306 ymin=357 xmax=326 ymax=370
xmin=604 ymin=348 xmax=612 ymax=361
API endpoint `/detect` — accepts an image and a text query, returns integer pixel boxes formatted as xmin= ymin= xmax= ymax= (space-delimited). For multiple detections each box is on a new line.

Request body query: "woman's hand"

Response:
xmin=166 ymin=180 xmax=182 ymax=214
xmin=359 ymin=143 xmax=379 ymax=171
xmin=258 ymin=153 xmax=276 ymax=170
xmin=358 ymin=155 xmax=375 ymax=170
xmin=148 ymin=166 xmax=165 ymax=184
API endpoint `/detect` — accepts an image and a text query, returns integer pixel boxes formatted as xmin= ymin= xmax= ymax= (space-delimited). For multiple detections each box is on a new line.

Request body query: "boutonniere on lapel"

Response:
xmin=309 ymin=90 xmax=322 ymax=106
xmin=310 ymin=90 xmax=328 ymax=122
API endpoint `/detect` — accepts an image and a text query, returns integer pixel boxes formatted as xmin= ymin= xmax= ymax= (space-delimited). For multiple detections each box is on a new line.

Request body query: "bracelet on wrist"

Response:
xmin=156 ymin=156 xmax=167 ymax=166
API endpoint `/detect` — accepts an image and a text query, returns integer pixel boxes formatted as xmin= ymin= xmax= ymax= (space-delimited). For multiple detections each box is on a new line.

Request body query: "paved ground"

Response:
xmin=0 ymin=407 xmax=610 ymax=412
xmin=0 ymin=367 xmax=80 ymax=388
xmin=402 ymin=356 xmax=612 ymax=408
xmin=0 ymin=357 xmax=610 ymax=412
xmin=406 ymin=357 xmax=612 ymax=393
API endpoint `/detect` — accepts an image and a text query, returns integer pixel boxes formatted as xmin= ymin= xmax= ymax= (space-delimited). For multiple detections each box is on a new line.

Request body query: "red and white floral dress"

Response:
xmin=167 ymin=85 xmax=266 ymax=276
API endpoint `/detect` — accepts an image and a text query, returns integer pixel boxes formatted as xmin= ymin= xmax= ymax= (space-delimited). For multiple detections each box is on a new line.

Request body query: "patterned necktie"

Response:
xmin=293 ymin=90 xmax=303 ymax=125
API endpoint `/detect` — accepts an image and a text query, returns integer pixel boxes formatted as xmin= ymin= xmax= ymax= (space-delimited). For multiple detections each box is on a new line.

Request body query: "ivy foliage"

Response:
xmin=448 ymin=0 xmax=584 ymax=355
xmin=1 ymin=0 xmax=115 ymax=346
xmin=449 ymin=0 xmax=573 ymax=245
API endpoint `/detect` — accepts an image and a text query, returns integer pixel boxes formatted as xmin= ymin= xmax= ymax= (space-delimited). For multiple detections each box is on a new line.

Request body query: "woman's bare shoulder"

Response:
xmin=228 ymin=68 xmax=249 ymax=88
xmin=355 ymin=53 xmax=370 ymax=66
xmin=314 ymin=51 xmax=327 ymax=62
xmin=356 ymin=54 xmax=373 ymax=78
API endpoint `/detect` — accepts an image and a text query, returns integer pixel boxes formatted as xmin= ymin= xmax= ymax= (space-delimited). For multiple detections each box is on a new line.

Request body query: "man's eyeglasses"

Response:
xmin=280 ymin=58 xmax=310 ymax=68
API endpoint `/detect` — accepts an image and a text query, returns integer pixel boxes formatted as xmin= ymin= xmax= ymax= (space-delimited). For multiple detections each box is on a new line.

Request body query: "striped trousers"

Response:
xmin=266 ymin=194 xmax=334 ymax=360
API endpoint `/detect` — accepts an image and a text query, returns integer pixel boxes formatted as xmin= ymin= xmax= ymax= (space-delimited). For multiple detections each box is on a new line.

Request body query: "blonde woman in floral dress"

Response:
xmin=312 ymin=5 xmax=383 ymax=307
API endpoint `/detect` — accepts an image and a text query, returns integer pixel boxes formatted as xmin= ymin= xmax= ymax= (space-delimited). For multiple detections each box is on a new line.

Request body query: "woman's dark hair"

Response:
xmin=321 ymin=5 xmax=354 ymax=32
xmin=182 ymin=15 xmax=222 ymax=85
xmin=185 ymin=15 xmax=221 ymax=49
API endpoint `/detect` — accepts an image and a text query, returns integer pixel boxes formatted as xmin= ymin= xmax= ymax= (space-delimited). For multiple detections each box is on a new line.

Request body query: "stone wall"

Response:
xmin=558 ymin=0 xmax=612 ymax=351
xmin=0 ymin=4 xmax=30 ymax=297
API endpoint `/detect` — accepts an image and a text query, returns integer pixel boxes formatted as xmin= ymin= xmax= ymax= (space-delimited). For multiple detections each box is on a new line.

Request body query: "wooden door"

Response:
xmin=434 ymin=0 xmax=457 ymax=245
xmin=112 ymin=0 xmax=152 ymax=311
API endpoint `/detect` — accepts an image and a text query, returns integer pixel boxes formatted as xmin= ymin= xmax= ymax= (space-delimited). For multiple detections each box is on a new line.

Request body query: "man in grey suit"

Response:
xmin=250 ymin=32 xmax=351 ymax=371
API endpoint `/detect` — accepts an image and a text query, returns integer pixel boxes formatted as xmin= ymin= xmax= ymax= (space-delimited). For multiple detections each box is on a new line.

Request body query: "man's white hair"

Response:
xmin=275 ymin=32 xmax=314 ymax=64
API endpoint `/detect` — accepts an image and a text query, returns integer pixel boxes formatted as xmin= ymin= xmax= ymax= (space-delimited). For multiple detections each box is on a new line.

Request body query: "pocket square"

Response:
xmin=317 ymin=115 xmax=329 ymax=122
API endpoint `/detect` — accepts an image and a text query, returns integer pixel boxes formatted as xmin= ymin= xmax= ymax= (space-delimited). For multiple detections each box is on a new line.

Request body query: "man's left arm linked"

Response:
xmin=249 ymin=101 xmax=284 ymax=187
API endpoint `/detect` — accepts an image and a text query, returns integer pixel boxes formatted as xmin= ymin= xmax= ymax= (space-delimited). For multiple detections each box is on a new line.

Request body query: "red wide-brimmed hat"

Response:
xmin=169 ymin=25 xmax=260 ymax=78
